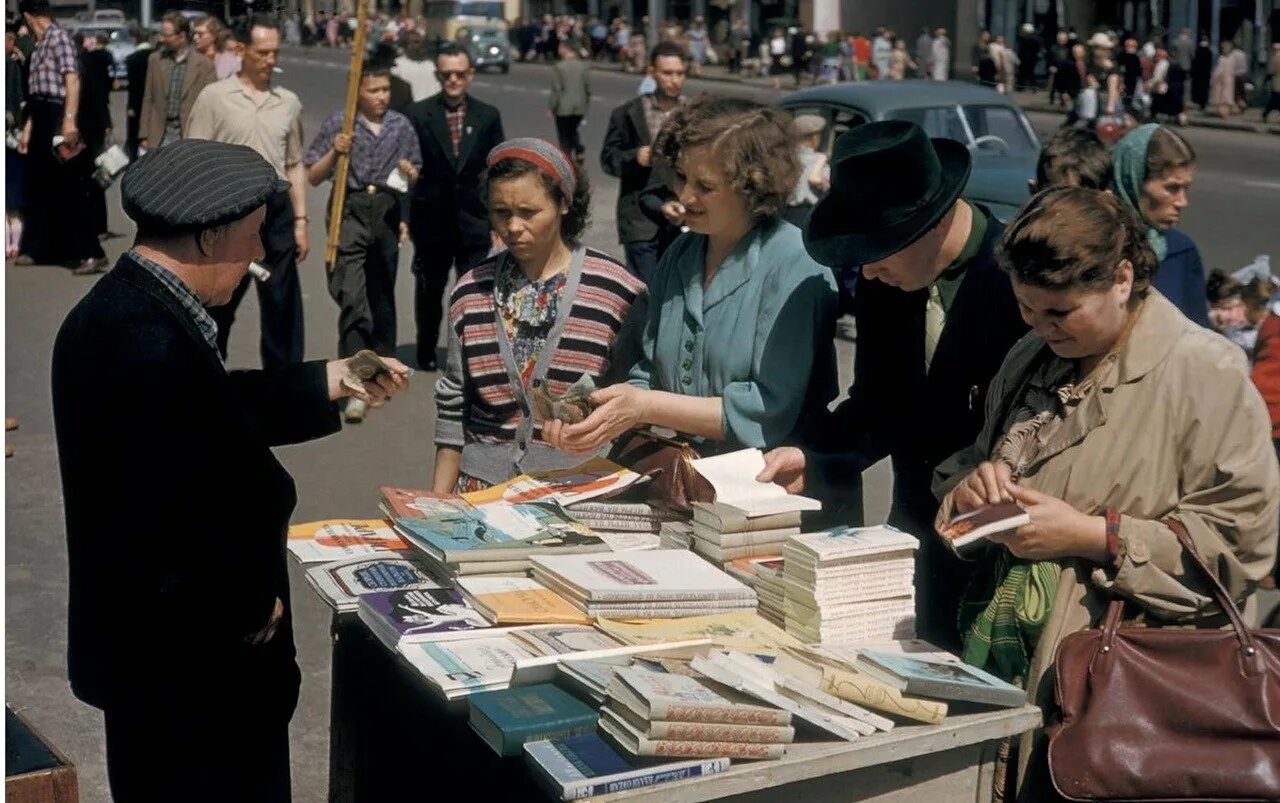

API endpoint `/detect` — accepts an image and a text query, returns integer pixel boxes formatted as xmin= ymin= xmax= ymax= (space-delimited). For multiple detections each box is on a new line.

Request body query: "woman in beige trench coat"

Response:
xmin=933 ymin=187 xmax=1279 ymax=801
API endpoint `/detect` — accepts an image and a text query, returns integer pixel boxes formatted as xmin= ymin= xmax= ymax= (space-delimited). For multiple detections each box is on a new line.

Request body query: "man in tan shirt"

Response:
xmin=186 ymin=15 xmax=308 ymax=368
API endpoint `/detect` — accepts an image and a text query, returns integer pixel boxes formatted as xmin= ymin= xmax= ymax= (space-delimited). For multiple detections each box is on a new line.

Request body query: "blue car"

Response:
xmin=779 ymin=81 xmax=1041 ymax=222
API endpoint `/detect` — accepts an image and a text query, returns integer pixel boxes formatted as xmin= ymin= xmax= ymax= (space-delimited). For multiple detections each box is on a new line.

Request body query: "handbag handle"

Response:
xmin=1100 ymin=518 xmax=1263 ymax=673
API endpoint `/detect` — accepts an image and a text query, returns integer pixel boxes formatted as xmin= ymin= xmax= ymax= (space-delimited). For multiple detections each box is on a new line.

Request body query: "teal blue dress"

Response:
xmin=628 ymin=217 xmax=839 ymax=452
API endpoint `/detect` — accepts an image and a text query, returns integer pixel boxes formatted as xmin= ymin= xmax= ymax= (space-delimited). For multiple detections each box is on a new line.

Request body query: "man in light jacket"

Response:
xmin=549 ymin=39 xmax=590 ymax=160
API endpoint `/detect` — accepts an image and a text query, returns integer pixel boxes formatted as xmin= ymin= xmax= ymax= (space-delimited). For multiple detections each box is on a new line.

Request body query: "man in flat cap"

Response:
xmin=51 ymin=139 xmax=410 ymax=801
xmin=758 ymin=121 xmax=1027 ymax=649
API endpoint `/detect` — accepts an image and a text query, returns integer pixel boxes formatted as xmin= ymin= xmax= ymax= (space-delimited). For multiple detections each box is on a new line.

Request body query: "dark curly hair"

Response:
xmin=998 ymin=186 xmax=1157 ymax=303
xmin=482 ymin=157 xmax=592 ymax=246
xmin=652 ymin=95 xmax=798 ymax=220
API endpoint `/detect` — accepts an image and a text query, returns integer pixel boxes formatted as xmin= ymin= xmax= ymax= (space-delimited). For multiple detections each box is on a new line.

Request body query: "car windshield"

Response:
xmin=884 ymin=105 xmax=1035 ymax=153
xmin=469 ymin=30 xmax=507 ymax=44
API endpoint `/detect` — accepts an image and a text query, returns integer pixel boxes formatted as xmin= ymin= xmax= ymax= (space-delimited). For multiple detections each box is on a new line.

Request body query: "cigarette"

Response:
xmin=248 ymin=261 xmax=271 ymax=282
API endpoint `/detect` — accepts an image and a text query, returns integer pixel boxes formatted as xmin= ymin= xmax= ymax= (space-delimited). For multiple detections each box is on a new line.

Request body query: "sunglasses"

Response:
xmin=438 ymin=70 xmax=470 ymax=80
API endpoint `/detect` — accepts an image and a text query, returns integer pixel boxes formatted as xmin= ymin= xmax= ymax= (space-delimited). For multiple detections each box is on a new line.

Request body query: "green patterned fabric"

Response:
xmin=959 ymin=548 xmax=1060 ymax=685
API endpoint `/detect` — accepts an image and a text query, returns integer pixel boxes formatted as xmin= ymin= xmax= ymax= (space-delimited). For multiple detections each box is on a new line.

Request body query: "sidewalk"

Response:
xmin=556 ymin=54 xmax=1280 ymax=136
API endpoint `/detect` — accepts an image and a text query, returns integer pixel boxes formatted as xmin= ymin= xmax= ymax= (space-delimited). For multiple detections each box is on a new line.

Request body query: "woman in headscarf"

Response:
xmin=1110 ymin=124 xmax=1209 ymax=327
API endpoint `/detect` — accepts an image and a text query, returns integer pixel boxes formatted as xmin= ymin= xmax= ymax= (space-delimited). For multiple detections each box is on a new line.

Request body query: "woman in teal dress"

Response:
xmin=545 ymin=96 xmax=838 ymax=456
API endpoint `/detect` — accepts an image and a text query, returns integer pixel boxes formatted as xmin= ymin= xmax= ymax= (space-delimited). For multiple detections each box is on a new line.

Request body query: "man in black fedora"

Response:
xmin=758 ymin=120 xmax=1028 ymax=649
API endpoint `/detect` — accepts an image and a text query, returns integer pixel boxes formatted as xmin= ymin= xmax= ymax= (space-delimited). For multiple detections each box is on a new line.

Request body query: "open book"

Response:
xmin=939 ymin=502 xmax=1030 ymax=550
xmin=691 ymin=449 xmax=821 ymax=517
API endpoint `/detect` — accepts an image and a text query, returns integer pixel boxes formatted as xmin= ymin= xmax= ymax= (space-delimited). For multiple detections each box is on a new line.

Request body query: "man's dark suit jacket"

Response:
xmin=124 ymin=45 xmax=152 ymax=158
xmin=52 ymin=254 xmax=341 ymax=717
xmin=810 ymin=212 xmax=1028 ymax=646
xmin=403 ymin=93 xmax=504 ymax=251
xmin=601 ymin=95 xmax=661 ymax=245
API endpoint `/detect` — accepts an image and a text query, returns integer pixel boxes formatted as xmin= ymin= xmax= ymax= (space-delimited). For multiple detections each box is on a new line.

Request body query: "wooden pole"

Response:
xmin=324 ymin=0 xmax=371 ymax=269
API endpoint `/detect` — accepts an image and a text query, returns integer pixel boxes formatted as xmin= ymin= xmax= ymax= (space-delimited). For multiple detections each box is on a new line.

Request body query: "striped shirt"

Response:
xmin=28 ymin=23 xmax=78 ymax=99
xmin=435 ymin=248 xmax=645 ymax=476
xmin=130 ymin=250 xmax=220 ymax=357
xmin=303 ymin=109 xmax=422 ymax=191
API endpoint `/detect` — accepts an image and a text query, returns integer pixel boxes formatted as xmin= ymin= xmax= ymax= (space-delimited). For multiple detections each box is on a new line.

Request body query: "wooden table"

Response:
xmin=5 ymin=707 xmax=79 ymax=803
xmin=327 ymin=613 xmax=1041 ymax=803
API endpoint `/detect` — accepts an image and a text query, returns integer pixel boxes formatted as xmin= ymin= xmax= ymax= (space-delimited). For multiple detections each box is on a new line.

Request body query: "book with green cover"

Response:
xmin=468 ymin=683 xmax=600 ymax=757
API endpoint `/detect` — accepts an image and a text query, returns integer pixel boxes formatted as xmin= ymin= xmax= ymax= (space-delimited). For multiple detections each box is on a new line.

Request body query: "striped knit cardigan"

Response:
xmin=434 ymin=247 xmax=647 ymax=485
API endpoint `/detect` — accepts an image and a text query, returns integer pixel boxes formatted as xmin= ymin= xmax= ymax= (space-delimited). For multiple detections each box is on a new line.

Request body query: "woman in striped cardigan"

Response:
xmin=432 ymin=139 xmax=647 ymax=493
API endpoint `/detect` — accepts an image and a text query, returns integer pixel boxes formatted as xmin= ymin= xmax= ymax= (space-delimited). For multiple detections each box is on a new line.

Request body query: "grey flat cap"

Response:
xmin=121 ymin=139 xmax=289 ymax=234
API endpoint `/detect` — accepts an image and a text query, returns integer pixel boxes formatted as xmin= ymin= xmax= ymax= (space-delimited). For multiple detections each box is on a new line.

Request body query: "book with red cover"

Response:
xmin=940 ymin=502 xmax=1031 ymax=551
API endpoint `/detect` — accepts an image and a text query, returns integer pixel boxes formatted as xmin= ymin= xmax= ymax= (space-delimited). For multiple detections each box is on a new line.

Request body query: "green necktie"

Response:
xmin=925 ymin=283 xmax=945 ymax=369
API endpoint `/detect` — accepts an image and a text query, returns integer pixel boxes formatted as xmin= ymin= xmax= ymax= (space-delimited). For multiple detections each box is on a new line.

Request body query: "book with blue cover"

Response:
xmin=393 ymin=500 xmax=605 ymax=563
xmin=468 ymin=683 xmax=599 ymax=757
xmin=523 ymin=732 xmax=731 ymax=800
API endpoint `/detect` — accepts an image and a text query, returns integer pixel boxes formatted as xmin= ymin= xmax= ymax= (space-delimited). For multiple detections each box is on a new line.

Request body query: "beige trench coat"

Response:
xmin=933 ymin=292 xmax=1279 ymax=800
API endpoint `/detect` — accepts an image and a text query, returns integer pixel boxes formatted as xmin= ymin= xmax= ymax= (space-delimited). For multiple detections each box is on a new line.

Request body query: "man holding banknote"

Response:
xmin=50 ymin=139 xmax=411 ymax=801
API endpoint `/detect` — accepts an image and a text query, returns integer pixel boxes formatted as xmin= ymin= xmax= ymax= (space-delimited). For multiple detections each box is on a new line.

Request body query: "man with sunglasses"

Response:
xmin=404 ymin=42 xmax=504 ymax=372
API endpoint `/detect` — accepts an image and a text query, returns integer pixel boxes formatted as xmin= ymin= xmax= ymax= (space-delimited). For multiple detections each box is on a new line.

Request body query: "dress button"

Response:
xmin=684 ymin=340 xmax=694 ymax=352
xmin=682 ymin=359 xmax=693 ymax=370
xmin=681 ymin=376 xmax=693 ymax=386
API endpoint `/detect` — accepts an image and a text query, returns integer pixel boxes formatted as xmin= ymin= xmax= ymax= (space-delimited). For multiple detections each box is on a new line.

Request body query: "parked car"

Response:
xmin=457 ymin=24 xmax=510 ymax=73
xmin=778 ymin=81 xmax=1041 ymax=223
xmin=63 ymin=21 xmax=137 ymax=85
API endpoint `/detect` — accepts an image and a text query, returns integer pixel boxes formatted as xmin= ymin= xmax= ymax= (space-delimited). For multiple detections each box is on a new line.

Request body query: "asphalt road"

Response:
xmin=5 ymin=53 xmax=1278 ymax=802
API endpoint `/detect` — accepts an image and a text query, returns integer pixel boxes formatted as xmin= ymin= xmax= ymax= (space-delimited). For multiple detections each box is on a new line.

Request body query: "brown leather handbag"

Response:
xmin=607 ymin=430 xmax=714 ymax=514
xmin=1047 ymin=520 xmax=1280 ymax=801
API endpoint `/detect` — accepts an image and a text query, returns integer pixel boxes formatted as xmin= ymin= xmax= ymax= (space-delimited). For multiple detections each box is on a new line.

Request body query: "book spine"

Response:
xmin=647 ymin=720 xmax=794 ymax=744
xmin=641 ymin=738 xmax=784 ymax=760
xmin=649 ymin=702 xmax=792 ymax=727
xmin=580 ymin=759 xmax=730 ymax=798
xmin=587 ymin=605 xmax=753 ymax=619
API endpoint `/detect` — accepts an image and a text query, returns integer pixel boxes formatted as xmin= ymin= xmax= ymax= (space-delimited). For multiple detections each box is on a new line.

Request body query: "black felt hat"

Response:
xmin=121 ymin=139 xmax=288 ymax=234
xmin=803 ymin=120 xmax=972 ymax=267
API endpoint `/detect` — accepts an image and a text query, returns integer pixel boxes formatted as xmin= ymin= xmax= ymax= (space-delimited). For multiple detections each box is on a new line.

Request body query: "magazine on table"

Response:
xmin=286 ymin=518 xmax=410 ymax=563
xmin=462 ymin=458 xmax=646 ymax=507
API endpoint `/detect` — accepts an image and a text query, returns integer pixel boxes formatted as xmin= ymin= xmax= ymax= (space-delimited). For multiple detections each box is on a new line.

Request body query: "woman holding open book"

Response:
xmin=432 ymin=138 xmax=647 ymax=493
xmin=931 ymin=187 xmax=1278 ymax=800
xmin=544 ymin=96 xmax=838 ymax=457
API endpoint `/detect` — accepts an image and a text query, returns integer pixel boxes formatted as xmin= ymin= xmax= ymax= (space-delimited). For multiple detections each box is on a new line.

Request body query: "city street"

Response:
xmin=5 ymin=52 xmax=1279 ymax=801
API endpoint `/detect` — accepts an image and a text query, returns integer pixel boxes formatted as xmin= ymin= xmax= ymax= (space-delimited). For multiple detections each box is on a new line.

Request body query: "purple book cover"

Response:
xmin=361 ymin=588 xmax=491 ymax=638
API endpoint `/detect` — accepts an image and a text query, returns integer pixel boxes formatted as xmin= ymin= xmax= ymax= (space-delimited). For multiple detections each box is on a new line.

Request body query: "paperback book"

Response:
xmin=394 ymin=500 xmax=605 ymax=563
xmin=530 ymin=549 xmax=756 ymax=604
xmin=398 ymin=634 xmax=538 ymax=700
xmin=357 ymin=587 xmax=493 ymax=649
xmin=468 ymin=683 xmax=599 ymax=757
xmin=690 ymin=449 xmax=821 ymax=517
xmin=523 ymin=733 xmax=730 ymax=801
xmin=304 ymin=555 xmax=440 ymax=612
xmin=938 ymin=502 xmax=1030 ymax=552
xmin=462 ymin=458 xmax=645 ymax=507
xmin=852 ymin=645 xmax=1028 ymax=708
xmin=457 ymin=576 xmax=590 ymax=625
xmin=286 ymin=519 xmax=409 ymax=563
xmin=599 ymin=707 xmax=786 ymax=760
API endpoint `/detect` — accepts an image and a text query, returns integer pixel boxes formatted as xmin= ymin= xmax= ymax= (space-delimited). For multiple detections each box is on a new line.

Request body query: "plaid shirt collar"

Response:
xmin=129 ymin=250 xmax=221 ymax=358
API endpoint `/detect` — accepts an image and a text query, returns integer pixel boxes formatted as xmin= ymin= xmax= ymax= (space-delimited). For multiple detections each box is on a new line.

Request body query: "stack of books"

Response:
xmin=564 ymin=501 xmax=683 ymax=535
xmin=782 ymin=526 xmax=919 ymax=644
xmin=530 ymin=550 xmax=758 ymax=619
xmin=600 ymin=665 xmax=793 ymax=760
xmin=725 ymin=556 xmax=786 ymax=627
xmin=384 ymin=488 xmax=610 ymax=581
xmin=524 ymin=732 xmax=732 ymax=800
xmin=689 ymin=502 xmax=800 ymax=566
xmin=657 ymin=521 xmax=695 ymax=550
